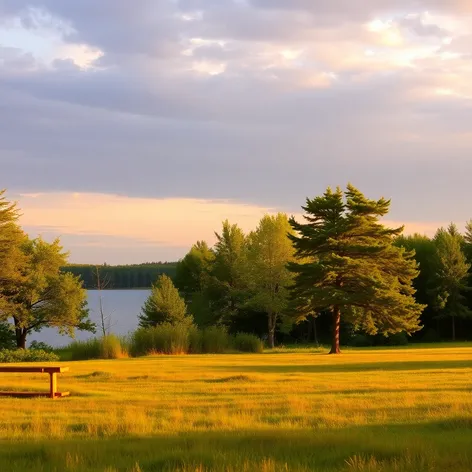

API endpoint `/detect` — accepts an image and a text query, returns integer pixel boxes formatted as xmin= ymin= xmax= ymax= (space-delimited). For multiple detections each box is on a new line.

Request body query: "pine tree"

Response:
xmin=139 ymin=274 xmax=192 ymax=328
xmin=208 ymin=221 xmax=248 ymax=324
xmin=288 ymin=185 xmax=424 ymax=354
xmin=433 ymin=225 xmax=471 ymax=341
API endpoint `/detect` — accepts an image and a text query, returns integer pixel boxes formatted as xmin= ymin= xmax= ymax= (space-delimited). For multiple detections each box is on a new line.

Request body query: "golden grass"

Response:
xmin=0 ymin=346 xmax=471 ymax=471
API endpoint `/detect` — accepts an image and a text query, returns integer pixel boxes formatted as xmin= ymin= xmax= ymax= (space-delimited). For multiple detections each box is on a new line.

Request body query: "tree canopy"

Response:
xmin=288 ymin=185 xmax=425 ymax=353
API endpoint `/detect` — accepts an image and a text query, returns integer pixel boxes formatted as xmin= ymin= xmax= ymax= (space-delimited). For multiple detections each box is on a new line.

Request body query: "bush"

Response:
xmin=188 ymin=326 xmax=203 ymax=354
xmin=0 ymin=322 xmax=15 ymax=350
xmin=130 ymin=323 xmax=190 ymax=356
xmin=130 ymin=323 xmax=262 ymax=356
xmin=201 ymin=326 xmax=229 ymax=354
xmin=0 ymin=349 xmax=59 ymax=363
xmin=66 ymin=335 xmax=126 ymax=360
xmin=233 ymin=333 xmax=264 ymax=353
xmin=29 ymin=341 xmax=55 ymax=352
xmin=385 ymin=332 xmax=409 ymax=346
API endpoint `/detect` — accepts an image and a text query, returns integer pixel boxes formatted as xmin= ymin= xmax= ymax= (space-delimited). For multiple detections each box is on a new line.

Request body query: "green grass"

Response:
xmin=0 ymin=345 xmax=471 ymax=471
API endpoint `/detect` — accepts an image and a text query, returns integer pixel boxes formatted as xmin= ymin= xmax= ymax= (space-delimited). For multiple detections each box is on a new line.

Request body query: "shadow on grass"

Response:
xmin=1 ymin=421 xmax=472 ymax=471
xmin=214 ymin=359 xmax=472 ymax=374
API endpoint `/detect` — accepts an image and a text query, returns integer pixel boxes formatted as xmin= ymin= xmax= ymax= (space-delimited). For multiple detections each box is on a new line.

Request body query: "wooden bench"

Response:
xmin=0 ymin=366 xmax=70 ymax=399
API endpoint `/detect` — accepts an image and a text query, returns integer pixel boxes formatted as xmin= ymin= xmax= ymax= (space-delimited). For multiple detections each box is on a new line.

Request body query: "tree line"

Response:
xmin=1 ymin=186 xmax=472 ymax=352
xmin=65 ymin=263 xmax=177 ymax=289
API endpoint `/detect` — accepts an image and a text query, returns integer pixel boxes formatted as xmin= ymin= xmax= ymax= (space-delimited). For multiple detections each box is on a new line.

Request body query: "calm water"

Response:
xmin=29 ymin=290 xmax=150 ymax=347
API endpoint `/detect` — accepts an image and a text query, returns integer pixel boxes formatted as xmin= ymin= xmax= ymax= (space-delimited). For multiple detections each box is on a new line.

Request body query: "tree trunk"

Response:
xmin=312 ymin=316 xmax=319 ymax=346
xmin=329 ymin=306 xmax=341 ymax=354
xmin=15 ymin=329 xmax=27 ymax=349
xmin=268 ymin=312 xmax=275 ymax=349
xmin=452 ymin=315 xmax=456 ymax=341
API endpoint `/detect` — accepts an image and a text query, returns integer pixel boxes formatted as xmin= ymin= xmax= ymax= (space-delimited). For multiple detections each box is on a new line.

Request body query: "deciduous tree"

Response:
xmin=246 ymin=214 xmax=295 ymax=348
xmin=1 ymin=237 xmax=94 ymax=349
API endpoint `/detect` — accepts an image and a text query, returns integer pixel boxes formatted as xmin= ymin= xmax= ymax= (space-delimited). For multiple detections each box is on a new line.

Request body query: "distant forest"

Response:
xmin=65 ymin=263 xmax=177 ymax=289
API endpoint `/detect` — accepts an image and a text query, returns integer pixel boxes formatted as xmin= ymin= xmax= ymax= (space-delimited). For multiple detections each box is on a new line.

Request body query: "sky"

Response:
xmin=1 ymin=0 xmax=471 ymax=264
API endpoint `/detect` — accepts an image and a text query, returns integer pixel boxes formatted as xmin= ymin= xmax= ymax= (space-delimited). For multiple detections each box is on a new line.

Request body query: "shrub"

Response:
xmin=29 ymin=341 xmax=55 ymax=352
xmin=66 ymin=335 xmax=126 ymax=360
xmin=0 ymin=349 xmax=59 ymax=363
xmin=130 ymin=323 xmax=191 ymax=356
xmin=100 ymin=335 xmax=126 ymax=359
xmin=0 ymin=322 xmax=15 ymax=350
xmin=233 ymin=333 xmax=264 ymax=353
xmin=385 ymin=332 xmax=409 ymax=346
xmin=201 ymin=326 xmax=229 ymax=353
xmin=188 ymin=326 xmax=203 ymax=354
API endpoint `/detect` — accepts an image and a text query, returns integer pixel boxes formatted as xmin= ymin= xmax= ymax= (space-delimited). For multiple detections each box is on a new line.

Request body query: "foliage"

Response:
xmin=175 ymin=241 xmax=214 ymax=298
xmin=29 ymin=340 xmax=55 ymax=352
xmin=200 ymin=326 xmax=230 ymax=353
xmin=139 ymin=274 xmax=192 ymax=328
xmin=65 ymin=335 xmax=126 ymax=360
xmin=432 ymin=225 xmax=472 ymax=340
xmin=0 ymin=321 xmax=15 ymax=349
xmin=232 ymin=333 xmax=264 ymax=353
xmin=130 ymin=323 xmax=191 ymax=356
xmin=289 ymin=185 xmax=425 ymax=354
xmin=130 ymin=323 xmax=261 ymax=356
xmin=245 ymin=213 xmax=295 ymax=348
xmin=65 ymin=262 xmax=178 ymax=289
xmin=0 ymin=228 xmax=95 ymax=348
xmin=208 ymin=220 xmax=249 ymax=325
xmin=0 ymin=348 xmax=59 ymax=363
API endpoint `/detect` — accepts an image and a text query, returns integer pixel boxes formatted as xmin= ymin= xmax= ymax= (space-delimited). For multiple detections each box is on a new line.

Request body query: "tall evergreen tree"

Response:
xmin=289 ymin=185 xmax=424 ymax=354
xmin=139 ymin=274 xmax=192 ymax=328
xmin=246 ymin=213 xmax=295 ymax=348
xmin=433 ymin=225 xmax=471 ymax=341
xmin=208 ymin=221 xmax=248 ymax=324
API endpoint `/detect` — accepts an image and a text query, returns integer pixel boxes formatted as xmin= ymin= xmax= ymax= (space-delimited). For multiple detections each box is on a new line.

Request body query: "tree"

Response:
xmin=288 ymin=185 xmax=424 ymax=354
xmin=175 ymin=241 xmax=214 ymax=299
xmin=0 ymin=237 xmax=94 ymax=348
xmin=93 ymin=265 xmax=114 ymax=337
xmin=246 ymin=213 xmax=295 ymax=348
xmin=208 ymin=221 xmax=249 ymax=324
xmin=139 ymin=274 xmax=192 ymax=328
xmin=0 ymin=190 xmax=27 ymax=315
xmin=395 ymin=234 xmax=438 ymax=338
xmin=464 ymin=220 xmax=472 ymax=262
xmin=432 ymin=225 xmax=471 ymax=341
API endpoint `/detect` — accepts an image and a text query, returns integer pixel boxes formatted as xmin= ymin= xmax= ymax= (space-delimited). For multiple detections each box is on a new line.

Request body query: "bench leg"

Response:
xmin=49 ymin=373 xmax=57 ymax=399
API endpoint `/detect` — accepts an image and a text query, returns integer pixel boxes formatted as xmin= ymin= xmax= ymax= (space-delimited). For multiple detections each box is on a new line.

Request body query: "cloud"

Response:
xmin=1 ymin=0 xmax=472 ymax=262
xmin=15 ymin=192 xmax=279 ymax=262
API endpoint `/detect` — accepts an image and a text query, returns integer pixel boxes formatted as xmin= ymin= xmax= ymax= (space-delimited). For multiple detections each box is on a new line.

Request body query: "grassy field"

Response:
xmin=0 ymin=346 xmax=471 ymax=471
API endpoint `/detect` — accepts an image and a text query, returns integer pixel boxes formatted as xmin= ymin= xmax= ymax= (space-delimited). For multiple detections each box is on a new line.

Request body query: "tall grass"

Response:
xmin=130 ymin=324 xmax=262 ymax=356
xmin=130 ymin=324 xmax=190 ymax=356
xmin=0 ymin=347 xmax=471 ymax=471
xmin=65 ymin=335 xmax=126 ymax=360
xmin=232 ymin=333 xmax=264 ymax=353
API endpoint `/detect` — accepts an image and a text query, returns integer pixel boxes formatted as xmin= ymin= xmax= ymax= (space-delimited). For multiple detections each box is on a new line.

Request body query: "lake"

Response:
xmin=29 ymin=290 xmax=150 ymax=347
